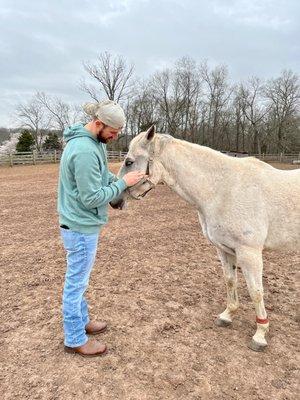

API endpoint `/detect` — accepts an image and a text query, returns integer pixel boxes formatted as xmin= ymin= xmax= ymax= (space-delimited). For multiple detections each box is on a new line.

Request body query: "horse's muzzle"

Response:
xmin=109 ymin=199 xmax=126 ymax=209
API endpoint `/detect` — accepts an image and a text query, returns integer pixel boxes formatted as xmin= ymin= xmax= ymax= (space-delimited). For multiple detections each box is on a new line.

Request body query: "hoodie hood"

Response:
xmin=63 ymin=123 xmax=97 ymax=143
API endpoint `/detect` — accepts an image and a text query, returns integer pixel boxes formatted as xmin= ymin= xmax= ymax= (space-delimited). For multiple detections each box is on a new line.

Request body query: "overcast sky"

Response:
xmin=0 ymin=0 xmax=299 ymax=127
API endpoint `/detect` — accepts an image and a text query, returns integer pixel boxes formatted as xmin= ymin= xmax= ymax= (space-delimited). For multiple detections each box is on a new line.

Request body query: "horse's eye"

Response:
xmin=125 ymin=159 xmax=134 ymax=167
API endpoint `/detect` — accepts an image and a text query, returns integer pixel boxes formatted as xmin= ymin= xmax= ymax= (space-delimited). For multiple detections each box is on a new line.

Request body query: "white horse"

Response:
xmin=111 ymin=125 xmax=300 ymax=351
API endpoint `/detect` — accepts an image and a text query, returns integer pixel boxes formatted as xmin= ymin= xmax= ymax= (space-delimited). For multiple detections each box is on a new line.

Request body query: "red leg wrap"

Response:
xmin=256 ymin=317 xmax=269 ymax=324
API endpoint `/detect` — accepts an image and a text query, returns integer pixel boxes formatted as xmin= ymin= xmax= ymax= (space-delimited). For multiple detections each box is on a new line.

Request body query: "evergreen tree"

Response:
xmin=43 ymin=132 xmax=62 ymax=150
xmin=16 ymin=130 xmax=35 ymax=152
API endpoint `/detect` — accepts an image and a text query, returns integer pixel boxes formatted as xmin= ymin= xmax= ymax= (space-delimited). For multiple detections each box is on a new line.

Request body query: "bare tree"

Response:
xmin=238 ymin=78 xmax=270 ymax=154
xmin=199 ymin=62 xmax=232 ymax=148
xmin=232 ymin=86 xmax=249 ymax=152
xmin=36 ymin=92 xmax=81 ymax=133
xmin=151 ymin=69 xmax=178 ymax=134
xmin=151 ymin=58 xmax=202 ymax=138
xmin=174 ymin=57 xmax=202 ymax=141
xmin=264 ymin=70 xmax=300 ymax=152
xmin=81 ymin=52 xmax=134 ymax=102
xmin=128 ymin=82 xmax=158 ymax=129
xmin=16 ymin=95 xmax=51 ymax=152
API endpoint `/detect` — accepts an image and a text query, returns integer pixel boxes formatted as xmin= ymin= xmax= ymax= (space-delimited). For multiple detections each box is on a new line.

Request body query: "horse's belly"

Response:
xmin=265 ymin=225 xmax=300 ymax=251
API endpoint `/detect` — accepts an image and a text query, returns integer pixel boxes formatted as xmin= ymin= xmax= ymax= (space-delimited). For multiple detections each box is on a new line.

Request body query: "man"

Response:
xmin=57 ymin=100 xmax=144 ymax=357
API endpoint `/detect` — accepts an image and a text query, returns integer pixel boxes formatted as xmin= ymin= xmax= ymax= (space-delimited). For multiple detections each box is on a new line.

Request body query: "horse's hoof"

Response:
xmin=215 ymin=317 xmax=232 ymax=327
xmin=248 ymin=339 xmax=267 ymax=352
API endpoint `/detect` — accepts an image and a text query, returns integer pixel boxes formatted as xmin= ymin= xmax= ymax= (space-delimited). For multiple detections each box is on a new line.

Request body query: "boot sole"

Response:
xmin=85 ymin=326 xmax=107 ymax=335
xmin=64 ymin=346 xmax=107 ymax=357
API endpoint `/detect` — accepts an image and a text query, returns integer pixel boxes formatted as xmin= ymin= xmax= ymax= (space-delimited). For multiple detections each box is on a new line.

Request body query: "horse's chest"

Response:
xmin=197 ymin=211 xmax=209 ymax=238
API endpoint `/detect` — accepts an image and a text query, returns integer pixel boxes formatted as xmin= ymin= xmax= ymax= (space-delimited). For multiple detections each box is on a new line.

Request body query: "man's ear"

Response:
xmin=146 ymin=125 xmax=155 ymax=141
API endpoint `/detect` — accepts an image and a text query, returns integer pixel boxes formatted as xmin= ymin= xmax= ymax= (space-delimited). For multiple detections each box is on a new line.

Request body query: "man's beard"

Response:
xmin=97 ymin=129 xmax=109 ymax=144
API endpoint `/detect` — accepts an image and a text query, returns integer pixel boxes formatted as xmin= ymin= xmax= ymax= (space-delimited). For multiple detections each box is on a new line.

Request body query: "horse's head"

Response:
xmin=110 ymin=125 xmax=163 ymax=209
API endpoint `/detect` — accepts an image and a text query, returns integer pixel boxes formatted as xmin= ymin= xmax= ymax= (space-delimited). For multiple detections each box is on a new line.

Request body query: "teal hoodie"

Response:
xmin=57 ymin=123 xmax=127 ymax=233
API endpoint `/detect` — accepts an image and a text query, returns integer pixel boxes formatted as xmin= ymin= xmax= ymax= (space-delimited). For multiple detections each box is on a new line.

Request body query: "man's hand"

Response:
xmin=123 ymin=171 xmax=145 ymax=187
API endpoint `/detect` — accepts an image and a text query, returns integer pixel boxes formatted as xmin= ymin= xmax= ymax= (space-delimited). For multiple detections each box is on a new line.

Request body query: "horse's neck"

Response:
xmin=160 ymin=139 xmax=224 ymax=207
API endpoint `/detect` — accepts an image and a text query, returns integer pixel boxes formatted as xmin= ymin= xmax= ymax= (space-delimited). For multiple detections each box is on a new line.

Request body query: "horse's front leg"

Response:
xmin=216 ymin=249 xmax=239 ymax=327
xmin=236 ymin=246 xmax=269 ymax=351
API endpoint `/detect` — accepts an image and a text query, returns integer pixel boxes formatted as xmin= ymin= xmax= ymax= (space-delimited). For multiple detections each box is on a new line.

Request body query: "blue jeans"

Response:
xmin=60 ymin=228 xmax=99 ymax=347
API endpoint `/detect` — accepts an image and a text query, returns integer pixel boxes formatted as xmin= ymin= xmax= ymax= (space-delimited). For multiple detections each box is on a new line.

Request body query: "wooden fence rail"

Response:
xmin=0 ymin=150 xmax=127 ymax=167
xmin=0 ymin=150 xmax=299 ymax=167
xmin=251 ymin=153 xmax=300 ymax=163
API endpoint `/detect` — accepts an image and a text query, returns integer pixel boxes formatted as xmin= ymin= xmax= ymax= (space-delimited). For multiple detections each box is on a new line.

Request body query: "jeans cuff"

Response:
xmin=64 ymin=335 xmax=88 ymax=348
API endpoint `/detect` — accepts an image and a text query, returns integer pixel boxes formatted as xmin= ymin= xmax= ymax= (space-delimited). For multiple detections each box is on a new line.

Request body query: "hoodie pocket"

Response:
xmin=96 ymin=204 xmax=108 ymax=217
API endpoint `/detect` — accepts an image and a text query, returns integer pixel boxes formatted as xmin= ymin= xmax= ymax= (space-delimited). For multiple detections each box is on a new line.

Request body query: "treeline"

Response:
xmin=123 ymin=58 xmax=299 ymax=154
xmin=4 ymin=53 xmax=300 ymax=154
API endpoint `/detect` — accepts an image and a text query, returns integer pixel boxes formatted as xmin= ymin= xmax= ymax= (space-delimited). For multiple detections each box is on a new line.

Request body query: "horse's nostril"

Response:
xmin=109 ymin=199 xmax=125 ymax=209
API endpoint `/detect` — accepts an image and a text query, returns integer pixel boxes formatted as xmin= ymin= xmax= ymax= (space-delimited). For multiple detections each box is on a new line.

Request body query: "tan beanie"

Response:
xmin=83 ymin=100 xmax=126 ymax=129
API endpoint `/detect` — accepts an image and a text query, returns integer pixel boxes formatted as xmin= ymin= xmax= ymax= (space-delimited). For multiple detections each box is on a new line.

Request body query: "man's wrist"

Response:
xmin=119 ymin=178 xmax=127 ymax=190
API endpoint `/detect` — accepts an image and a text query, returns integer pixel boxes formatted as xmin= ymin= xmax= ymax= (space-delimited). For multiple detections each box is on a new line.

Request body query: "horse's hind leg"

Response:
xmin=216 ymin=249 xmax=239 ymax=327
xmin=236 ymin=246 xmax=269 ymax=351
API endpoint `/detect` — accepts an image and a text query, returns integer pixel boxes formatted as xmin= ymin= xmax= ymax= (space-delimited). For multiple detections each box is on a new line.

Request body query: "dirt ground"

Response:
xmin=0 ymin=161 xmax=299 ymax=400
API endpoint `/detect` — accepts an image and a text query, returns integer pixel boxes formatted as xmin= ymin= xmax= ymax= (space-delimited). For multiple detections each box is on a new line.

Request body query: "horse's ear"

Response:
xmin=146 ymin=125 xmax=155 ymax=141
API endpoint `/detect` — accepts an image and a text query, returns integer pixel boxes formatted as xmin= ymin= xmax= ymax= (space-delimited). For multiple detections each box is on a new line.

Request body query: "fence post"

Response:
xmin=119 ymin=151 xmax=122 ymax=162
xmin=54 ymin=150 xmax=57 ymax=163
xmin=9 ymin=152 xmax=13 ymax=167
xmin=279 ymin=152 xmax=283 ymax=163
xmin=33 ymin=150 xmax=36 ymax=165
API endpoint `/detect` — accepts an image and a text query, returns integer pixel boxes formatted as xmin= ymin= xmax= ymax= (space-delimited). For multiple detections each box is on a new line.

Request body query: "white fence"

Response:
xmin=0 ymin=150 xmax=127 ymax=167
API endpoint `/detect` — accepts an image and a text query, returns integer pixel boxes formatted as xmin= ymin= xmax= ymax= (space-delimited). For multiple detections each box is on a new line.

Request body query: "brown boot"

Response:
xmin=85 ymin=320 xmax=107 ymax=335
xmin=64 ymin=339 xmax=107 ymax=357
